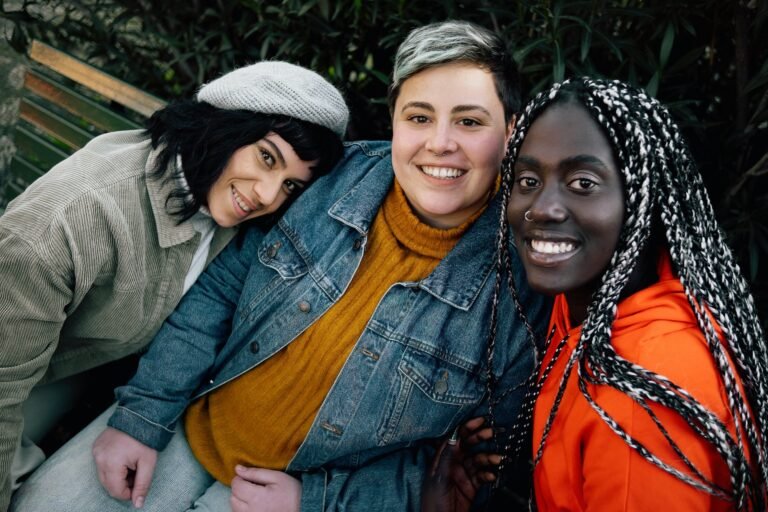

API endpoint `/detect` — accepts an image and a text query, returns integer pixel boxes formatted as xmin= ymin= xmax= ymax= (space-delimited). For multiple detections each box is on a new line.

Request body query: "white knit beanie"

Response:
xmin=197 ymin=61 xmax=348 ymax=138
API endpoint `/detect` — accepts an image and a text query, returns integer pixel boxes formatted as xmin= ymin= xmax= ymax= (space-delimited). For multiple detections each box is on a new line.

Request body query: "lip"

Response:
xmin=416 ymin=163 xmax=468 ymax=182
xmin=520 ymin=230 xmax=581 ymax=267
xmin=230 ymin=185 xmax=259 ymax=218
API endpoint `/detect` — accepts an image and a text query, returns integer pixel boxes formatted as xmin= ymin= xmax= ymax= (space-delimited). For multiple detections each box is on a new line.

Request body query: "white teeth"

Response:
xmin=531 ymin=239 xmax=576 ymax=254
xmin=231 ymin=186 xmax=252 ymax=213
xmin=420 ymin=166 xmax=466 ymax=179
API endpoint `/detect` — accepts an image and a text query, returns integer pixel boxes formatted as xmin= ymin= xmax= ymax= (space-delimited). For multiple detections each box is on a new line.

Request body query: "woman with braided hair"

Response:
xmin=422 ymin=77 xmax=767 ymax=511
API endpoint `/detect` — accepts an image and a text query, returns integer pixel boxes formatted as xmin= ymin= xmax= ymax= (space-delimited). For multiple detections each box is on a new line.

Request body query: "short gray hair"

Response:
xmin=388 ymin=20 xmax=520 ymax=120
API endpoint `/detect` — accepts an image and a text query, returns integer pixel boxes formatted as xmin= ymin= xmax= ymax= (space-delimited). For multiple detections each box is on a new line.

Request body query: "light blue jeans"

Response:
xmin=10 ymin=404 xmax=231 ymax=512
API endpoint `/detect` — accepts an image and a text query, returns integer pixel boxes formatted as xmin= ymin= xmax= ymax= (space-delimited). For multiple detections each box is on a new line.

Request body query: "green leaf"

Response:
xmin=554 ymin=41 xmax=565 ymax=82
xmin=512 ymin=37 xmax=548 ymax=64
xmin=660 ymin=23 xmax=675 ymax=69
xmin=646 ymin=70 xmax=660 ymax=97
xmin=580 ymin=26 xmax=592 ymax=62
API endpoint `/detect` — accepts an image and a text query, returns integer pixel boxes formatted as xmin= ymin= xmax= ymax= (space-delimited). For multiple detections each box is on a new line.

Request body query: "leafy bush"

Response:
xmin=2 ymin=0 xmax=767 ymax=324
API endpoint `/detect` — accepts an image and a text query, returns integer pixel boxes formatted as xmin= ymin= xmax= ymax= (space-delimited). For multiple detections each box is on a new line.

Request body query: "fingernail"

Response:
xmin=235 ymin=464 xmax=244 ymax=472
xmin=134 ymin=496 xmax=144 ymax=509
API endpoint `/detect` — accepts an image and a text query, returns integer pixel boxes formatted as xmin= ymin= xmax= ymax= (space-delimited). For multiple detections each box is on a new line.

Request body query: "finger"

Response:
xmin=130 ymin=454 xmax=157 ymax=509
xmin=229 ymin=492 xmax=248 ymax=512
xmin=101 ymin=464 xmax=132 ymax=501
xmin=234 ymin=464 xmax=284 ymax=485
xmin=472 ymin=452 xmax=502 ymax=468
xmin=462 ymin=427 xmax=495 ymax=446
xmin=458 ymin=416 xmax=486 ymax=437
xmin=230 ymin=475 xmax=265 ymax=501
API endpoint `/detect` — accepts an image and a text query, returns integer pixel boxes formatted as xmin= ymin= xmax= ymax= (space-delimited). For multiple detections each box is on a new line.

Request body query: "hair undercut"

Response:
xmin=487 ymin=77 xmax=768 ymax=510
xmin=387 ymin=20 xmax=521 ymax=121
xmin=145 ymin=100 xmax=344 ymax=224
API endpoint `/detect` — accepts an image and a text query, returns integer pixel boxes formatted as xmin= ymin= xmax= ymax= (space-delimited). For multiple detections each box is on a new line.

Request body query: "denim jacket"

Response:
xmin=109 ymin=141 xmax=549 ymax=511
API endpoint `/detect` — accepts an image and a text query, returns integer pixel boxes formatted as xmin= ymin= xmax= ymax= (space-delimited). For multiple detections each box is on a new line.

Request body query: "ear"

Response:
xmin=504 ymin=114 xmax=517 ymax=146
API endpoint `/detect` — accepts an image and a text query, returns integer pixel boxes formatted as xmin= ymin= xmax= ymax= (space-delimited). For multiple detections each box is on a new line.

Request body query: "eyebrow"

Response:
xmin=262 ymin=138 xmax=286 ymax=168
xmin=516 ymin=154 xmax=610 ymax=170
xmin=399 ymin=101 xmax=492 ymax=117
xmin=561 ymin=154 xmax=611 ymax=170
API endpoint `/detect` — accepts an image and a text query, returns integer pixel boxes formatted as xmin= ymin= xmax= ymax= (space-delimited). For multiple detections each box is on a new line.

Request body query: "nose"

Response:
xmin=424 ymin=122 xmax=458 ymax=155
xmin=252 ymin=176 xmax=283 ymax=209
xmin=527 ymin=184 xmax=567 ymax=223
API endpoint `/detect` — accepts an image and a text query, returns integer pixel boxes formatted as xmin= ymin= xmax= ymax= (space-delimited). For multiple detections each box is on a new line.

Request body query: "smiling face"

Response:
xmin=206 ymin=133 xmax=315 ymax=228
xmin=391 ymin=62 xmax=514 ymax=229
xmin=507 ymin=102 xmax=625 ymax=316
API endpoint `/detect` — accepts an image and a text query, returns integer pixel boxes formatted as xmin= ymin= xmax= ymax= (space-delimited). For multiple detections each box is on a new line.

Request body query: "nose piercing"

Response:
xmin=525 ymin=210 xmax=533 ymax=222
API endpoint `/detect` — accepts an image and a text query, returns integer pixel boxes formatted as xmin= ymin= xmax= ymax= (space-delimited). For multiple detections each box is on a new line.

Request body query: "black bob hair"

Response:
xmin=145 ymin=99 xmax=344 ymax=225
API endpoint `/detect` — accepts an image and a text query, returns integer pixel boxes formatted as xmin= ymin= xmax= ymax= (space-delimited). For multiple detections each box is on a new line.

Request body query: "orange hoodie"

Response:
xmin=532 ymin=253 xmax=748 ymax=511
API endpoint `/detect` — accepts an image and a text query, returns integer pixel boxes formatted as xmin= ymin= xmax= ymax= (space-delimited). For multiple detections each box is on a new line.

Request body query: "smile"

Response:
xmin=419 ymin=165 xmax=467 ymax=180
xmin=526 ymin=237 xmax=580 ymax=265
xmin=231 ymin=185 xmax=259 ymax=215
xmin=531 ymin=239 xmax=576 ymax=254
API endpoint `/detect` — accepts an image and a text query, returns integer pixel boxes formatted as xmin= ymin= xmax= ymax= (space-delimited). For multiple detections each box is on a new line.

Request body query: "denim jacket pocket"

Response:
xmin=376 ymin=346 xmax=484 ymax=446
xmin=257 ymin=228 xmax=309 ymax=280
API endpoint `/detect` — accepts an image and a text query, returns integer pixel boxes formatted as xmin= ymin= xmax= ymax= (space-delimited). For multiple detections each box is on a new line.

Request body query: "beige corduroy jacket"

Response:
xmin=0 ymin=130 xmax=236 ymax=509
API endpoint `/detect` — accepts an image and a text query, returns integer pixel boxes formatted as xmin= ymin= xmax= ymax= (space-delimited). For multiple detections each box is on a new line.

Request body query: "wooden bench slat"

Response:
xmin=14 ymin=123 xmax=71 ymax=171
xmin=3 ymin=154 xmax=46 ymax=202
xmin=19 ymin=97 xmax=94 ymax=150
xmin=29 ymin=40 xmax=167 ymax=118
xmin=25 ymin=70 xmax=142 ymax=132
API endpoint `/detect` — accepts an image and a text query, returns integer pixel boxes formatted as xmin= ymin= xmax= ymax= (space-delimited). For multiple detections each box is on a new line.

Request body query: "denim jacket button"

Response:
xmin=266 ymin=241 xmax=282 ymax=258
xmin=434 ymin=379 xmax=448 ymax=394
xmin=353 ymin=238 xmax=363 ymax=250
xmin=249 ymin=341 xmax=260 ymax=353
xmin=298 ymin=300 xmax=311 ymax=313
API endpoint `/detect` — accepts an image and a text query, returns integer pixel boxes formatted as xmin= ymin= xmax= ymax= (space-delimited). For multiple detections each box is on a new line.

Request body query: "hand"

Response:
xmin=230 ymin=465 xmax=301 ymax=512
xmin=92 ymin=427 xmax=158 ymax=509
xmin=421 ymin=417 xmax=501 ymax=512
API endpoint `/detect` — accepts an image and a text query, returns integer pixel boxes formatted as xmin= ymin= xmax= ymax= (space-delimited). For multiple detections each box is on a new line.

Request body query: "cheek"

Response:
xmin=469 ymin=133 xmax=507 ymax=169
xmin=391 ymin=124 xmax=418 ymax=165
xmin=506 ymin=194 xmax=527 ymax=227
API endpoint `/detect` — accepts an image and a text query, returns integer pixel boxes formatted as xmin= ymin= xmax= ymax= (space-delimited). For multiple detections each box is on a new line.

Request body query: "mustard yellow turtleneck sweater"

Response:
xmin=185 ymin=181 xmax=485 ymax=484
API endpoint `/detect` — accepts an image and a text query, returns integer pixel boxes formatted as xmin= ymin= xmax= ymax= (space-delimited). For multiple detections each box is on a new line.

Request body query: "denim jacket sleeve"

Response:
xmin=299 ymin=443 xmax=435 ymax=512
xmin=108 ymin=231 xmax=258 ymax=449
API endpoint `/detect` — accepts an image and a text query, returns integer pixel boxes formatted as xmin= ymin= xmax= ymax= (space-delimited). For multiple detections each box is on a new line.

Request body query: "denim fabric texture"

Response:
xmin=108 ymin=141 xmax=550 ymax=511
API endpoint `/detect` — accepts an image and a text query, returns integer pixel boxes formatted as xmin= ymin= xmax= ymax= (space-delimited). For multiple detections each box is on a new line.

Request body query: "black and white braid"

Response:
xmin=486 ymin=77 xmax=768 ymax=509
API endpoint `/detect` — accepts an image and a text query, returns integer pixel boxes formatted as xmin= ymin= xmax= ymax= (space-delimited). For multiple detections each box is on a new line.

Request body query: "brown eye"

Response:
xmin=408 ymin=115 xmax=429 ymax=124
xmin=515 ymin=176 xmax=539 ymax=190
xmin=568 ymin=177 xmax=597 ymax=191
xmin=282 ymin=180 xmax=298 ymax=195
xmin=261 ymin=150 xmax=275 ymax=168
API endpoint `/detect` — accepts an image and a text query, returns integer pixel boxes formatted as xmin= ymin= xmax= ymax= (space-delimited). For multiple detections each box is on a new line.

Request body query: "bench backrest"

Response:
xmin=3 ymin=40 xmax=166 ymax=205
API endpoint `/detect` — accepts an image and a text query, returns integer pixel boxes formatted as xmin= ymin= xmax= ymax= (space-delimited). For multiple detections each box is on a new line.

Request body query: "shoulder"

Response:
xmin=1 ymin=130 xmax=155 ymax=243
xmin=614 ymin=322 xmax=731 ymax=420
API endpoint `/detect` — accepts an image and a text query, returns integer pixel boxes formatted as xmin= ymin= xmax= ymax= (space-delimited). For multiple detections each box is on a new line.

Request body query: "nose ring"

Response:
xmin=524 ymin=210 xmax=533 ymax=222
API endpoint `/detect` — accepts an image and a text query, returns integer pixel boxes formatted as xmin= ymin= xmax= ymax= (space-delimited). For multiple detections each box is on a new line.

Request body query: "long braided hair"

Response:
xmin=486 ymin=77 xmax=768 ymax=509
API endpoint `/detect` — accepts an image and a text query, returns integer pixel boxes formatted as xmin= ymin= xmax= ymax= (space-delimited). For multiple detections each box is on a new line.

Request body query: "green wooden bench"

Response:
xmin=3 ymin=40 xmax=166 ymax=207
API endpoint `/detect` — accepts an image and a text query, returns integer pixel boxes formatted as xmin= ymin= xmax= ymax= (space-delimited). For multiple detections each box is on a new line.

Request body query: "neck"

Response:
xmin=566 ymin=244 xmax=659 ymax=327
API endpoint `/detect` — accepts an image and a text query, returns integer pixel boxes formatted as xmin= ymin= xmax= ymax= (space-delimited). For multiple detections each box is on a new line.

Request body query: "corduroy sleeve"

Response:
xmin=0 ymin=226 xmax=72 ymax=511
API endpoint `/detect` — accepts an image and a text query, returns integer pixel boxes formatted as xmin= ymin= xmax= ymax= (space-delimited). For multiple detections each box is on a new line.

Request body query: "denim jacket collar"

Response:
xmin=327 ymin=154 xmax=501 ymax=312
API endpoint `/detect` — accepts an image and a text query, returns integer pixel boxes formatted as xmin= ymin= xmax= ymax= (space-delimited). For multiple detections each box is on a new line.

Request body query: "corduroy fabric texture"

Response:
xmin=197 ymin=61 xmax=349 ymax=137
xmin=184 ymin=180 xmax=486 ymax=483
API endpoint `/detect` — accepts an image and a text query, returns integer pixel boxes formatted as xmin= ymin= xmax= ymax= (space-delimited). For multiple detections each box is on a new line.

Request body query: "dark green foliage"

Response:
xmin=2 ymin=0 xmax=766 ymax=327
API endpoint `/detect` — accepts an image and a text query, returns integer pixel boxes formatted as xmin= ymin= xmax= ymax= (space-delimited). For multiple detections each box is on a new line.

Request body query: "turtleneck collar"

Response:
xmin=382 ymin=180 xmax=487 ymax=259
